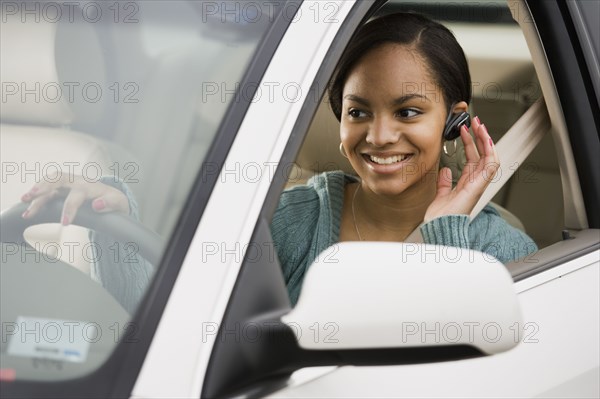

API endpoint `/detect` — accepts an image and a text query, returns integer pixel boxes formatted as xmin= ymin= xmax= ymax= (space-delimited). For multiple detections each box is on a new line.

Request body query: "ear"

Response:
xmin=451 ymin=101 xmax=469 ymax=114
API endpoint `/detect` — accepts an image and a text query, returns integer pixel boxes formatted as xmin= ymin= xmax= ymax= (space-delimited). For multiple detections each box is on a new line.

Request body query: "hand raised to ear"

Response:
xmin=424 ymin=116 xmax=499 ymax=223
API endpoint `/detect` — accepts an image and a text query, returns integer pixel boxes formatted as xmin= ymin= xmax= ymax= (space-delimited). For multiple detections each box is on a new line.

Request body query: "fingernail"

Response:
xmin=22 ymin=210 xmax=29 ymax=218
xmin=92 ymin=199 xmax=105 ymax=211
xmin=30 ymin=187 xmax=39 ymax=193
xmin=21 ymin=194 xmax=30 ymax=201
xmin=474 ymin=116 xmax=481 ymax=124
xmin=489 ymin=137 xmax=493 ymax=146
xmin=62 ymin=215 xmax=69 ymax=226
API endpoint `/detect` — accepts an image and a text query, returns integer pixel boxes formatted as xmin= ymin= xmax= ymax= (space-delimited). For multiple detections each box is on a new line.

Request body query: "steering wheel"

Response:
xmin=1 ymin=200 xmax=163 ymax=378
xmin=0 ymin=200 xmax=164 ymax=265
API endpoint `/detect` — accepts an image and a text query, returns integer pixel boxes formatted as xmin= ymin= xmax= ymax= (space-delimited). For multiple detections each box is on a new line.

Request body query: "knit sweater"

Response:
xmin=270 ymin=171 xmax=538 ymax=306
xmin=94 ymin=171 xmax=537 ymax=311
xmin=89 ymin=176 xmax=153 ymax=314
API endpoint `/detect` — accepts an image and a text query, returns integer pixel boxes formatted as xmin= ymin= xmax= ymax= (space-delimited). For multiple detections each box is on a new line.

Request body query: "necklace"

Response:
xmin=351 ymin=184 xmax=424 ymax=242
xmin=351 ymin=184 xmax=363 ymax=241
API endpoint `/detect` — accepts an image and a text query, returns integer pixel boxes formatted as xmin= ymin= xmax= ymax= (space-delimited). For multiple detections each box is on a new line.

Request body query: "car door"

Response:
xmin=156 ymin=0 xmax=596 ymax=398
xmin=261 ymin=1 xmax=600 ymax=397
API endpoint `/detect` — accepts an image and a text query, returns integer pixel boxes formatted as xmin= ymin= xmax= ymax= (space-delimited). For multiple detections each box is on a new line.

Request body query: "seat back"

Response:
xmin=1 ymin=11 xmax=115 ymax=273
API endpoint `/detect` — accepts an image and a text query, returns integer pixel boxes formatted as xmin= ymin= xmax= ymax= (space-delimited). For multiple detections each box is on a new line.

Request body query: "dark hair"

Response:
xmin=328 ymin=12 xmax=471 ymax=121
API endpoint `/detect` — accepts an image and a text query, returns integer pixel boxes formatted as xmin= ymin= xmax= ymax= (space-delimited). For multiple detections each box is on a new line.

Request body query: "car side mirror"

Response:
xmin=202 ymin=241 xmax=525 ymax=398
xmin=282 ymin=242 xmax=523 ymax=355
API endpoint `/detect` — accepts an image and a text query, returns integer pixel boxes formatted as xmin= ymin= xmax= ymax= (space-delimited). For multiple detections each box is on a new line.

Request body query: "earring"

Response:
xmin=339 ymin=143 xmax=348 ymax=158
xmin=443 ymin=140 xmax=457 ymax=157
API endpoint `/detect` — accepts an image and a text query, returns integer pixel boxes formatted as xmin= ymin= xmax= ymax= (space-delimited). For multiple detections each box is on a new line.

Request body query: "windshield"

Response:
xmin=1 ymin=0 xmax=276 ymax=382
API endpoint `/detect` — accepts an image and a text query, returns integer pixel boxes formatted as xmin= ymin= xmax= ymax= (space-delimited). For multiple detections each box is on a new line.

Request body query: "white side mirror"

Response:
xmin=282 ymin=242 xmax=523 ymax=355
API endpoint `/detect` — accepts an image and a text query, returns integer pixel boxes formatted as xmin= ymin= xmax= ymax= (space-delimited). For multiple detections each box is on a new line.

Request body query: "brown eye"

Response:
xmin=398 ymin=109 xmax=421 ymax=118
xmin=348 ymin=109 xmax=367 ymax=118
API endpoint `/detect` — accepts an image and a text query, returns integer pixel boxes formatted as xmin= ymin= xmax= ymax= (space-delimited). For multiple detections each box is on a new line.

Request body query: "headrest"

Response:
xmin=296 ymin=95 xmax=354 ymax=175
xmin=1 ymin=5 xmax=107 ymax=127
xmin=0 ymin=12 xmax=73 ymax=125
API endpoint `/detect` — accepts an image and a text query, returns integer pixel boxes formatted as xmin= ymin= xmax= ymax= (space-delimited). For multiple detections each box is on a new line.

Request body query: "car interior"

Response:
xmin=1 ymin=1 xmax=264 ymax=268
xmin=0 ymin=0 xmax=594 ymax=387
xmin=0 ymin=1 xmax=268 ymax=382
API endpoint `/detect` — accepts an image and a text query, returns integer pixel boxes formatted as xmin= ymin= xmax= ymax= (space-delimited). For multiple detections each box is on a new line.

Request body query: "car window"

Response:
xmin=0 ymin=0 xmax=277 ymax=382
xmin=288 ymin=0 xmax=561 ymax=249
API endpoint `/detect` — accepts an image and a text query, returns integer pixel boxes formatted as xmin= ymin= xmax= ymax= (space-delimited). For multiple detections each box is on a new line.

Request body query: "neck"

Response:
xmin=353 ymin=179 xmax=437 ymax=241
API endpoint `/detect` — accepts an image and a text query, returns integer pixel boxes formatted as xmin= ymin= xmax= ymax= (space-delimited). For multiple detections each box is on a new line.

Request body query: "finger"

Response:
xmin=480 ymin=124 xmax=498 ymax=160
xmin=61 ymin=190 xmax=87 ymax=225
xmin=478 ymin=124 xmax=500 ymax=180
xmin=459 ymin=124 xmax=479 ymax=163
xmin=21 ymin=170 xmax=74 ymax=202
xmin=436 ymin=167 xmax=453 ymax=198
xmin=20 ymin=180 xmax=62 ymax=203
xmin=22 ymin=190 xmax=58 ymax=219
xmin=473 ymin=122 xmax=487 ymax=158
xmin=91 ymin=190 xmax=130 ymax=215
xmin=471 ymin=115 xmax=480 ymax=130
xmin=474 ymin=124 xmax=497 ymax=166
xmin=20 ymin=185 xmax=41 ymax=203
xmin=470 ymin=115 xmax=481 ymax=152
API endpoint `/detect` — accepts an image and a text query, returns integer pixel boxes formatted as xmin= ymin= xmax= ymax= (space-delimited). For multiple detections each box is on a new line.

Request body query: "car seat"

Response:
xmin=0 ymin=11 xmax=117 ymax=274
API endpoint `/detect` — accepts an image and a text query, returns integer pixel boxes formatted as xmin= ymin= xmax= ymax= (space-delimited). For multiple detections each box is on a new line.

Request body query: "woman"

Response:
xmin=271 ymin=12 xmax=536 ymax=305
xmin=21 ymin=13 xmax=537 ymax=308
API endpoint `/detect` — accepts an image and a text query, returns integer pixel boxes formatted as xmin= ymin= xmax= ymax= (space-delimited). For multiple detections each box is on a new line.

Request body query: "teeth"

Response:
xmin=369 ymin=154 xmax=410 ymax=165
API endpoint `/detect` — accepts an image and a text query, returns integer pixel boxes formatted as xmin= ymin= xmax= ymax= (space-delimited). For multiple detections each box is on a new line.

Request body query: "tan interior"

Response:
xmin=1 ymin=3 xmax=263 ymax=275
xmin=0 ymin=13 xmax=116 ymax=274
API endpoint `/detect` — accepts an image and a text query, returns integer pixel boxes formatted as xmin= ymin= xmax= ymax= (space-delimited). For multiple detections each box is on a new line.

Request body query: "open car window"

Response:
xmin=287 ymin=0 xmax=559 ymax=250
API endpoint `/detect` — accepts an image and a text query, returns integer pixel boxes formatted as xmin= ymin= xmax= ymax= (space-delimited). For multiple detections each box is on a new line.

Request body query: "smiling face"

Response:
xmin=340 ymin=43 xmax=450 ymax=198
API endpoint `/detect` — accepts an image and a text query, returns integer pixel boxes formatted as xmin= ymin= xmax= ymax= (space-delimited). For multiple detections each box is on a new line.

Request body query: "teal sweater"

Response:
xmin=97 ymin=171 xmax=536 ymax=311
xmin=270 ymin=171 xmax=537 ymax=306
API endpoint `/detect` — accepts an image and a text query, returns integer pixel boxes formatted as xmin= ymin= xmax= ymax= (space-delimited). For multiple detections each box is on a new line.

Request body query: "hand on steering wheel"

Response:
xmin=20 ymin=173 xmax=130 ymax=225
xmin=2 ymin=200 xmax=163 ymax=266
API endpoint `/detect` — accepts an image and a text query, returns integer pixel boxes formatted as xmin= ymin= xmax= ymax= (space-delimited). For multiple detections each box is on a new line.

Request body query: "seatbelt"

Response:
xmin=404 ymin=98 xmax=550 ymax=243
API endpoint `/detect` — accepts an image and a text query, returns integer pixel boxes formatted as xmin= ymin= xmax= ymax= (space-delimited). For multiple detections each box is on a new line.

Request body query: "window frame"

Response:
xmin=525 ymin=0 xmax=599 ymax=228
xmin=201 ymin=1 xmax=386 ymax=397
xmin=504 ymin=0 xmax=600 ymax=279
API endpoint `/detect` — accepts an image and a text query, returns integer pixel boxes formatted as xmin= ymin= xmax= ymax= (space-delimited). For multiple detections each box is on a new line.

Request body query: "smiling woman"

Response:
xmin=271 ymin=12 xmax=537 ymax=306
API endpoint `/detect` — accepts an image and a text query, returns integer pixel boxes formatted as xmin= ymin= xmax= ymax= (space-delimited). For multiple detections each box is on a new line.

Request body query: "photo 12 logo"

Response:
xmin=400 ymin=321 xmax=540 ymax=345
xmin=1 ymin=2 xmax=139 ymax=24
xmin=1 ymin=161 xmax=140 ymax=184
xmin=1 ymin=82 xmax=140 ymax=105
xmin=200 ymin=1 xmax=341 ymax=25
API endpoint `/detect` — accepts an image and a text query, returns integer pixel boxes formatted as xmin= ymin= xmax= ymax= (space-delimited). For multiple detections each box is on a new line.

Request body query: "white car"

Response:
xmin=1 ymin=0 xmax=598 ymax=398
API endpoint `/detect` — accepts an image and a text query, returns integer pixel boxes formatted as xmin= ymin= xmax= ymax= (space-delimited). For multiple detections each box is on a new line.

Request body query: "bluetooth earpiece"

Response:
xmin=443 ymin=111 xmax=471 ymax=141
